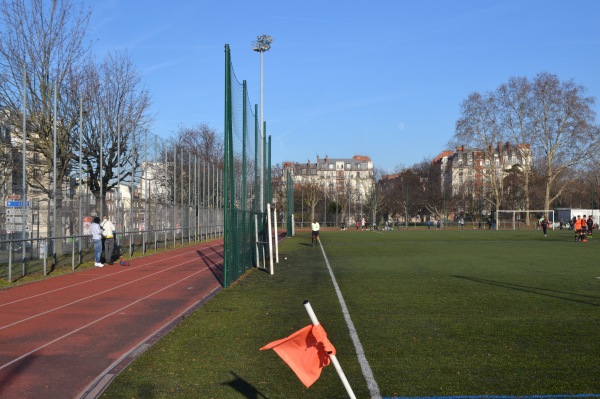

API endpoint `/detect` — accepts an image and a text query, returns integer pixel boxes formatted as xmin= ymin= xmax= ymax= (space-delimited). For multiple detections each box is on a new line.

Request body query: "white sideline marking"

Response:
xmin=318 ymin=240 xmax=382 ymax=399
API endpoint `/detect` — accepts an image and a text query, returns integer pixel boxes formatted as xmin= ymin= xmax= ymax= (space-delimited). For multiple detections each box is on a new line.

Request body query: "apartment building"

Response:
xmin=283 ymin=154 xmax=375 ymax=200
xmin=435 ymin=142 xmax=532 ymax=197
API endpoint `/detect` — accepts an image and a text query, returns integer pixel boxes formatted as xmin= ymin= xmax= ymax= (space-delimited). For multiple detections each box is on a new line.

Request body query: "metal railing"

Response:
xmin=0 ymin=224 xmax=223 ymax=282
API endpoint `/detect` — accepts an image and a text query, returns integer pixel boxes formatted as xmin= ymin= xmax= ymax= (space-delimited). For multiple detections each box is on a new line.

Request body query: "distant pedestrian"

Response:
xmin=458 ymin=217 xmax=465 ymax=230
xmin=90 ymin=217 xmax=103 ymax=268
xmin=101 ymin=215 xmax=116 ymax=264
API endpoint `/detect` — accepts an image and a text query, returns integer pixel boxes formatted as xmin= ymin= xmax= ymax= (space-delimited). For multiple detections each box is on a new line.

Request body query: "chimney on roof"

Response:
xmin=325 ymin=154 xmax=328 ymax=163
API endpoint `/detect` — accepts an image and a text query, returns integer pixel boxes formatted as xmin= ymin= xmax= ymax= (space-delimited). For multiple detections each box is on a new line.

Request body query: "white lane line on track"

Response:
xmin=318 ymin=240 xmax=382 ymax=399
xmin=0 ymin=267 xmax=214 ymax=371
xmin=0 ymin=243 xmax=223 ymax=308
xmin=0 ymin=253 xmax=222 ymax=331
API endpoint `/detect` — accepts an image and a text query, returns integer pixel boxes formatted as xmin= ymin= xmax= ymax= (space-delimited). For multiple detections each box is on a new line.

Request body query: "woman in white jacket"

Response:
xmin=90 ymin=217 xmax=104 ymax=267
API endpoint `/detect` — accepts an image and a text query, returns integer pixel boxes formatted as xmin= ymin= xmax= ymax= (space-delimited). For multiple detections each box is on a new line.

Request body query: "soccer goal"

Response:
xmin=496 ymin=210 xmax=555 ymax=230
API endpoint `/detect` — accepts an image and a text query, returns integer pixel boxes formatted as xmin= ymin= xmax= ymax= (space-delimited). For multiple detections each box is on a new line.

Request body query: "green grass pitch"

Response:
xmin=101 ymin=228 xmax=600 ymax=399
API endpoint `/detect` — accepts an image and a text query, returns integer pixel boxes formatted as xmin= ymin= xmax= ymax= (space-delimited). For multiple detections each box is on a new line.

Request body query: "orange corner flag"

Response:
xmin=260 ymin=323 xmax=336 ymax=387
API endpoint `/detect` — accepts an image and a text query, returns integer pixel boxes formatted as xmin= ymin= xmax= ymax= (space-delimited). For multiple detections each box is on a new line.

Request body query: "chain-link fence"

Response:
xmin=223 ymin=44 xmax=274 ymax=287
xmin=1 ymin=128 xmax=224 ymax=281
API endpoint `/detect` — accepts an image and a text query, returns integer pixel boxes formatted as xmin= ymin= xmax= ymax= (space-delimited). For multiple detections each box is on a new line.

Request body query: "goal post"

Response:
xmin=496 ymin=210 xmax=555 ymax=230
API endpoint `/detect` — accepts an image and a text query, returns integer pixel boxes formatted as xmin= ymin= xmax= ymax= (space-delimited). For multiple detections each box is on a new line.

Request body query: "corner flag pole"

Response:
xmin=303 ymin=300 xmax=357 ymax=399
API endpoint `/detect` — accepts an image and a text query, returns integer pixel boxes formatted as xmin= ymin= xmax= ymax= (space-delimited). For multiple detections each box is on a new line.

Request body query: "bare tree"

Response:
xmin=0 ymin=0 xmax=91 ymax=188
xmin=398 ymin=169 xmax=420 ymax=227
xmin=454 ymin=92 xmax=505 ymax=227
xmin=367 ymin=168 xmax=386 ymax=227
xmin=379 ymin=174 xmax=401 ymax=226
xmin=529 ymin=72 xmax=597 ymax=211
xmin=454 ymin=73 xmax=598 ymax=221
xmin=270 ymin=163 xmax=286 ymax=216
xmin=79 ymin=52 xmax=152 ymax=214
xmin=170 ymin=123 xmax=224 ymax=215
xmin=459 ymin=178 xmax=484 ymax=228
xmin=297 ymin=181 xmax=321 ymax=222
xmin=496 ymin=76 xmax=534 ymax=223
xmin=412 ymin=160 xmax=445 ymax=222
xmin=0 ymin=112 xmax=15 ymax=201
xmin=501 ymin=165 xmax=526 ymax=210
xmin=0 ymin=0 xmax=91 ymax=255
xmin=176 ymin=123 xmax=224 ymax=166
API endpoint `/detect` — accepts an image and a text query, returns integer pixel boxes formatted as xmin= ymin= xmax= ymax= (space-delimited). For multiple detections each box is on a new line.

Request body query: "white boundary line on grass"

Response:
xmin=318 ymin=240 xmax=382 ymax=399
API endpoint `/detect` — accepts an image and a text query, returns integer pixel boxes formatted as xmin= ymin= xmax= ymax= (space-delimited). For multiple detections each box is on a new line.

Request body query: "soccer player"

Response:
xmin=574 ymin=215 xmax=582 ymax=242
xmin=581 ymin=215 xmax=588 ymax=242
xmin=540 ymin=215 xmax=548 ymax=237
xmin=311 ymin=219 xmax=320 ymax=247
xmin=586 ymin=215 xmax=594 ymax=238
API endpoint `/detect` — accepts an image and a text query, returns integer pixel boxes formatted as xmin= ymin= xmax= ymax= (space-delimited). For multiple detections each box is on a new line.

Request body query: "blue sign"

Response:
xmin=5 ymin=201 xmax=30 ymax=207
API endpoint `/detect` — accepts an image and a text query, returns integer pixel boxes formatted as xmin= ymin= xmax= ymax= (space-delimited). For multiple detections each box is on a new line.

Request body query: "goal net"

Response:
xmin=496 ymin=210 xmax=555 ymax=230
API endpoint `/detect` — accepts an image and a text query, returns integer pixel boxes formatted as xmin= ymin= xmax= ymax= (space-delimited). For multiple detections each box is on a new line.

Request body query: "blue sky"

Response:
xmin=85 ymin=0 xmax=600 ymax=172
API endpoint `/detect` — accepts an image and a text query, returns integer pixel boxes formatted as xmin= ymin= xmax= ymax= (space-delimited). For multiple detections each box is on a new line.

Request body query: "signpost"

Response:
xmin=5 ymin=201 xmax=31 ymax=207
xmin=4 ymin=200 xmax=31 ymax=234
xmin=5 ymin=224 xmax=29 ymax=231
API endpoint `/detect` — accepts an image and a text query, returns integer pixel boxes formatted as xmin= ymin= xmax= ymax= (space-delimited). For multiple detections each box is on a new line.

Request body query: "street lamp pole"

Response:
xmin=78 ymin=96 xmax=84 ymax=263
xmin=21 ymin=65 xmax=27 ymax=267
xmin=252 ymin=34 xmax=272 ymax=213
xmin=324 ymin=182 xmax=327 ymax=227
xmin=593 ymin=177 xmax=599 ymax=221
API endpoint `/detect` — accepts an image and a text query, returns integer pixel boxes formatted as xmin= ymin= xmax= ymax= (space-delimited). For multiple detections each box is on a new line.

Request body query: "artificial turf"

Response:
xmin=100 ymin=228 xmax=600 ymax=399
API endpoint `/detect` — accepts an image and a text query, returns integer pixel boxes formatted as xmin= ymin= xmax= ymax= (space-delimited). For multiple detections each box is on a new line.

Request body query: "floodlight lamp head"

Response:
xmin=252 ymin=34 xmax=273 ymax=52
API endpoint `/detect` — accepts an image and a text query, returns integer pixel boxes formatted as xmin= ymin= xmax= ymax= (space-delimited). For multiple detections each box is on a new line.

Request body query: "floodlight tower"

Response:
xmin=252 ymin=34 xmax=272 ymax=213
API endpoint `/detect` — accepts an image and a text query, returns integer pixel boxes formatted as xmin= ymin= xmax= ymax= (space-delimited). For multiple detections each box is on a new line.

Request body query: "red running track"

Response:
xmin=0 ymin=240 xmax=224 ymax=399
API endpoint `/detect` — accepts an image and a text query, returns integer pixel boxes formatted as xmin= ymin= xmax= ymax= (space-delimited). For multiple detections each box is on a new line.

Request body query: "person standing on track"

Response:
xmin=311 ymin=218 xmax=320 ymax=247
xmin=101 ymin=215 xmax=116 ymax=265
xmin=90 ymin=217 xmax=104 ymax=267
